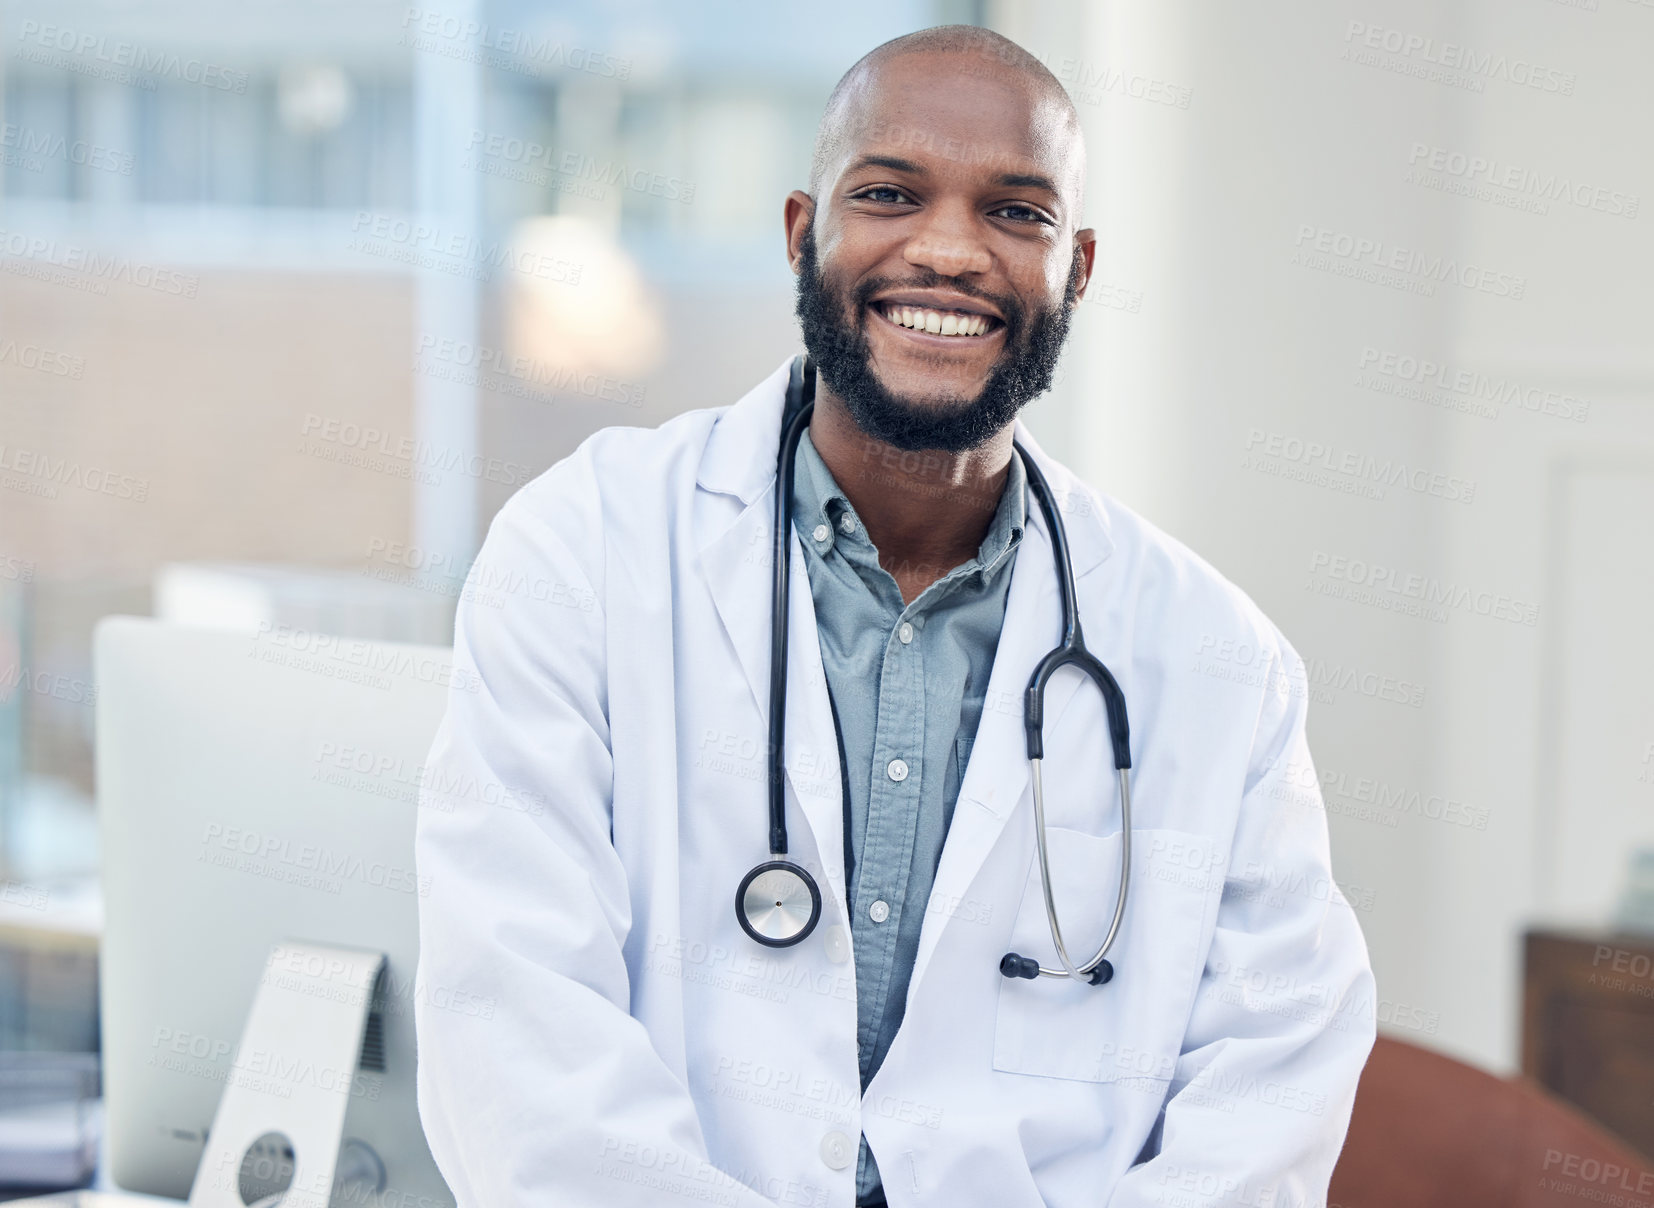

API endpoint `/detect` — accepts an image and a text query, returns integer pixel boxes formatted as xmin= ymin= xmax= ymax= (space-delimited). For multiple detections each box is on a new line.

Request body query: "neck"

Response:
xmin=807 ymin=381 xmax=1014 ymax=604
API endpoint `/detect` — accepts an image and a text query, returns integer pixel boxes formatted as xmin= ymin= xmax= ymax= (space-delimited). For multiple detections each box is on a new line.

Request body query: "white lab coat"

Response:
xmin=413 ymin=356 xmax=1377 ymax=1208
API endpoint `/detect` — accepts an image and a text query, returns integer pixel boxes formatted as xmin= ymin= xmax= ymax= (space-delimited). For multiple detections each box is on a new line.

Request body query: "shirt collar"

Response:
xmin=791 ymin=427 xmax=1026 ymax=575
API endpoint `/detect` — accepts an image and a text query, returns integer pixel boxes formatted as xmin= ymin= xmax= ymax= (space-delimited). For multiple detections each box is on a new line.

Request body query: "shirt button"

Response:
xmin=820 ymin=1130 xmax=854 ymax=1170
xmin=868 ymin=899 xmax=890 ymax=923
xmin=812 ymin=523 xmax=830 ymax=542
xmin=898 ymin=622 xmax=914 ymax=644
xmin=887 ymin=758 xmax=908 ymax=782
xmin=823 ymin=925 xmax=850 ymax=963
xmin=839 ymin=514 xmax=856 ymax=534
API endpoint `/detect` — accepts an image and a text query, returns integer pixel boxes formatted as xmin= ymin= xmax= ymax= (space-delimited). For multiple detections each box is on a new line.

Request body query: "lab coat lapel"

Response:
xmin=909 ymin=423 xmax=1112 ymax=989
xmin=777 ymin=535 xmax=849 ymax=909
xmin=697 ymin=494 xmax=775 ymax=730
xmin=695 ymin=360 xmax=847 ymax=909
xmin=910 ymin=511 xmax=1056 ymax=985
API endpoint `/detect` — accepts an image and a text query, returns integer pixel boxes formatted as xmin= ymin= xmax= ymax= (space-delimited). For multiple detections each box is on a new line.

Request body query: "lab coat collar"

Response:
xmin=696 ymin=356 xmax=1114 ymax=576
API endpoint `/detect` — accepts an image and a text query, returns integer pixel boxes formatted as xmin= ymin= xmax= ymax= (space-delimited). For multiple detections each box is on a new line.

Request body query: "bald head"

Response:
xmin=783 ymin=25 xmax=1095 ymax=441
xmin=808 ymin=25 xmax=1084 ymax=208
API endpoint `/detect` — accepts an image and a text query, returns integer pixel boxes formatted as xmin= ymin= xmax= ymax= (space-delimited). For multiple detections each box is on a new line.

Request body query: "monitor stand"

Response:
xmin=186 ymin=941 xmax=386 ymax=1208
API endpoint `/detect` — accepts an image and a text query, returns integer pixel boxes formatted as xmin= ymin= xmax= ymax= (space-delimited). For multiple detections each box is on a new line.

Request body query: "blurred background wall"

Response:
xmin=0 ymin=0 xmax=1650 ymax=1147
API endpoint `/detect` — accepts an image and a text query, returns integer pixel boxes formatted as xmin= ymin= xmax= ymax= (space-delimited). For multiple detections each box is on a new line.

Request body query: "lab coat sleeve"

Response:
xmin=412 ymin=469 xmax=776 ymax=1208
xmin=1107 ymin=635 xmax=1378 ymax=1208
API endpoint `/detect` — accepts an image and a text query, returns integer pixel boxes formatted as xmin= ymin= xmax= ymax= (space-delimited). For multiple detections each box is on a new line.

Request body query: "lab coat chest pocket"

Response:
xmin=992 ymin=826 xmax=1217 ymax=1085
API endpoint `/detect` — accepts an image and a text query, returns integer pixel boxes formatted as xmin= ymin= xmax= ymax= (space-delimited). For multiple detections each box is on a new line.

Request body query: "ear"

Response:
xmin=784 ymin=191 xmax=816 ymax=275
xmin=1070 ymin=229 xmax=1097 ymax=302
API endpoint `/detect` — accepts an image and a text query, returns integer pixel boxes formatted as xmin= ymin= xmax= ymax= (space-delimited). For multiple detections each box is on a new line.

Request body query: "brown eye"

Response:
xmin=993 ymin=203 xmax=1049 ymax=224
xmin=859 ymin=186 xmax=911 ymax=204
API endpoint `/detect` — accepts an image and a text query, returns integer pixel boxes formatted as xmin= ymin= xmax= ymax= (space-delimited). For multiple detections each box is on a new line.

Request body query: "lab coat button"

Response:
xmin=820 ymin=1131 xmax=854 ymax=1170
xmin=887 ymin=758 xmax=908 ymax=782
xmin=869 ymin=899 xmax=890 ymax=923
xmin=823 ymin=925 xmax=850 ymax=963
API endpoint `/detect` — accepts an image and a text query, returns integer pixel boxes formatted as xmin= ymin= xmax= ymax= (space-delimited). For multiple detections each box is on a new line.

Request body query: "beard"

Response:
xmin=793 ymin=225 xmax=1082 ymax=453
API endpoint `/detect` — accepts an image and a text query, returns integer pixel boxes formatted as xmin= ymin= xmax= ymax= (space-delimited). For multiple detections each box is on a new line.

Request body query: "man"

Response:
xmin=414 ymin=25 xmax=1376 ymax=1208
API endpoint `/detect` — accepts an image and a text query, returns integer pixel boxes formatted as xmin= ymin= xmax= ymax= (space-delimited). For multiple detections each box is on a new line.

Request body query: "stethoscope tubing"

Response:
xmin=767 ymin=383 xmax=817 ymax=860
xmin=742 ymin=356 xmax=1135 ymax=983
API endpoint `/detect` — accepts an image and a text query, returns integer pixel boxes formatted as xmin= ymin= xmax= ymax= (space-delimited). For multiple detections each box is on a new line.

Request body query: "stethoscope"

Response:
xmin=734 ymin=356 xmax=1134 ymax=986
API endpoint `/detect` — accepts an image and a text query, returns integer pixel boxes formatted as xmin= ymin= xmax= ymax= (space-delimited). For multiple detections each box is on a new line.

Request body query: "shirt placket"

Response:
xmin=850 ymin=587 xmax=926 ymax=1085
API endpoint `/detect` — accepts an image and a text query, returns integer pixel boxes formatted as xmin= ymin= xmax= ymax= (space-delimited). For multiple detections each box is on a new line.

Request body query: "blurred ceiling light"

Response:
xmin=278 ymin=64 xmax=354 ymax=135
xmin=505 ymin=215 xmax=665 ymax=381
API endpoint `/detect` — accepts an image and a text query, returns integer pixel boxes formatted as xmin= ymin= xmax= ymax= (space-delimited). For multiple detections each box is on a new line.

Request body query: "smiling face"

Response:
xmin=789 ymin=44 xmax=1094 ymax=452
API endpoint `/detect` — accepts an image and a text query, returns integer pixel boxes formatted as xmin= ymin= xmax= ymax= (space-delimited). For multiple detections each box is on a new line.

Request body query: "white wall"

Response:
xmin=995 ymin=0 xmax=1654 ymax=1072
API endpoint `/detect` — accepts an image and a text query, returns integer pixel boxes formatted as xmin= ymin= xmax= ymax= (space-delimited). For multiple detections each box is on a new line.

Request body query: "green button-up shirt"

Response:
xmin=789 ymin=428 xmax=1026 ymax=1205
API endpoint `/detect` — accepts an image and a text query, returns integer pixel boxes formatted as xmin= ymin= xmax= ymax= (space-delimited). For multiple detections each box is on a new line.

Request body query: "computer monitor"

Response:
xmin=93 ymin=616 xmax=456 ymax=1206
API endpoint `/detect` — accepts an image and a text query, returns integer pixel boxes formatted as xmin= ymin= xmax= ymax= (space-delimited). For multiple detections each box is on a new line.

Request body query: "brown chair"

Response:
xmin=1329 ymin=1036 xmax=1654 ymax=1208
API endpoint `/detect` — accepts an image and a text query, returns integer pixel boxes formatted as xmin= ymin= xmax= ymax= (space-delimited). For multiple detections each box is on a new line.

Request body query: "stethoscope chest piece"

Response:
xmin=736 ymin=859 xmax=822 ymax=947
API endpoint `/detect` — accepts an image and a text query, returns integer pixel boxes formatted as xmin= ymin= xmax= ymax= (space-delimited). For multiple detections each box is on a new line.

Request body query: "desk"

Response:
xmin=1523 ymin=928 xmax=1654 ymax=1162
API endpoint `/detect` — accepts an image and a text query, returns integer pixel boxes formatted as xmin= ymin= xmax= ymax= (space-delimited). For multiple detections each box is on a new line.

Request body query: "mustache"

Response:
xmin=850 ymin=273 xmax=1025 ymax=338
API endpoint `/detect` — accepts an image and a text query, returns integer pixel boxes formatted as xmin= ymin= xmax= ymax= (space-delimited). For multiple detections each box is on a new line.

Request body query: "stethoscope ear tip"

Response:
xmin=1087 ymin=960 xmax=1114 ymax=986
xmin=999 ymin=952 xmax=1041 ymax=980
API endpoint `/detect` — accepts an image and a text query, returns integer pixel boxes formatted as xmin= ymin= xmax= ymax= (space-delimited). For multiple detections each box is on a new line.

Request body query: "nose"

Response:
xmin=902 ymin=201 xmax=992 ymax=279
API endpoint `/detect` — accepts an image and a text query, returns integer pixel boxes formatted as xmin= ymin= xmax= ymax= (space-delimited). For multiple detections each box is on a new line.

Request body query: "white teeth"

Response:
xmin=881 ymin=303 xmax=993 ymax=337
